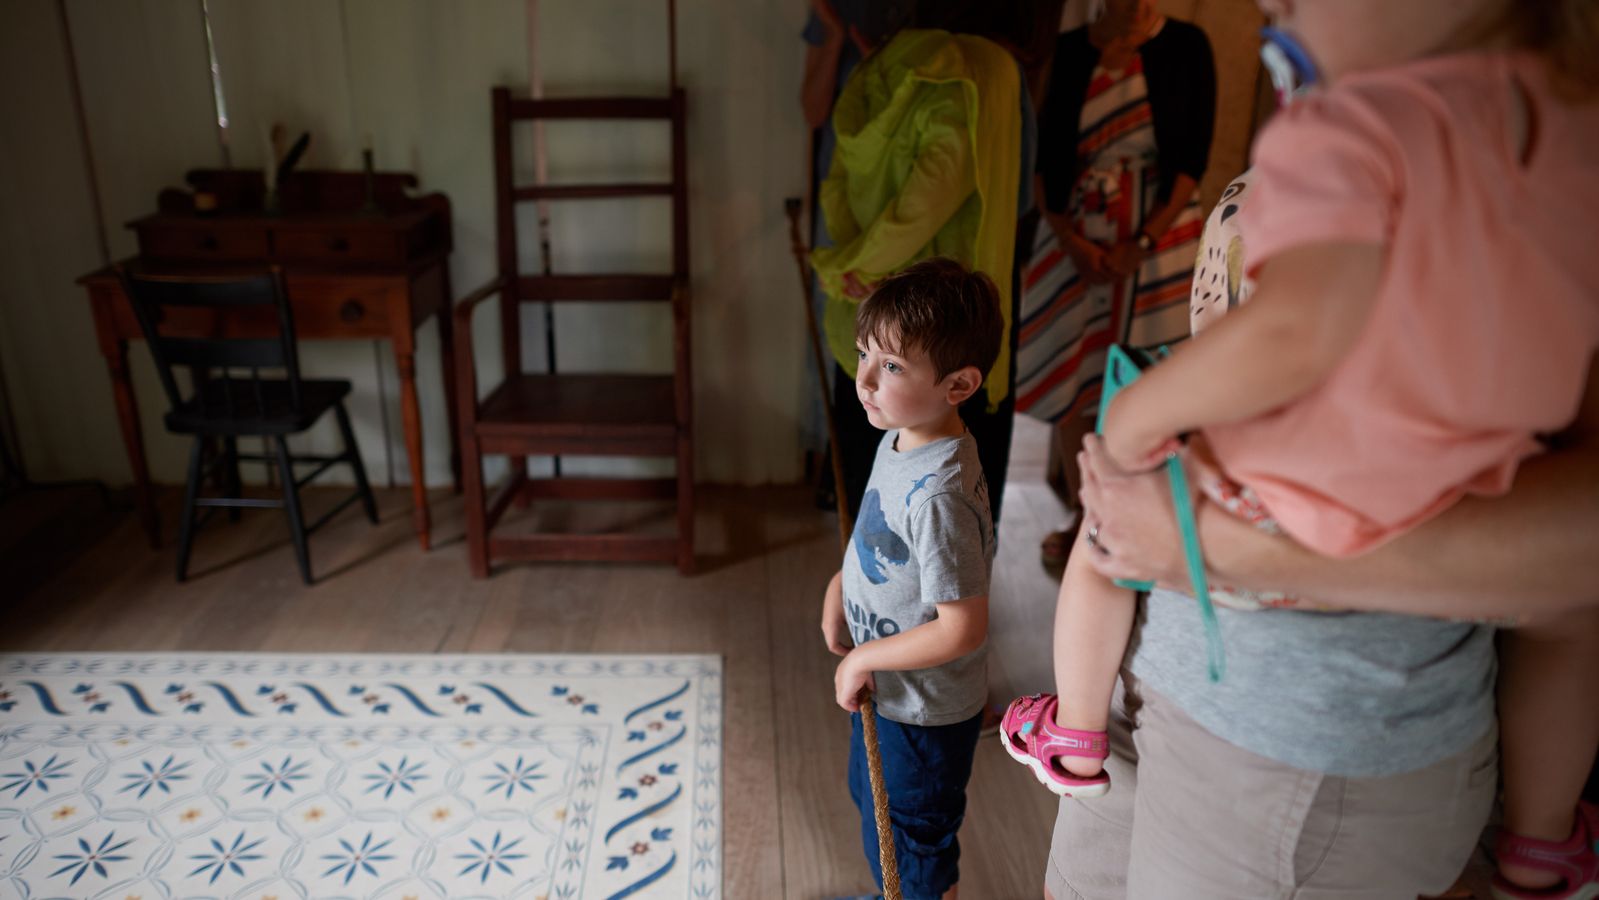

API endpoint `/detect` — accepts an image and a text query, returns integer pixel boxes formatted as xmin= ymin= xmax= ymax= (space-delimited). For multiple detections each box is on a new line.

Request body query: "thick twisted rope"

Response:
xmin=858 ymin=688 xmax=902 ymax=900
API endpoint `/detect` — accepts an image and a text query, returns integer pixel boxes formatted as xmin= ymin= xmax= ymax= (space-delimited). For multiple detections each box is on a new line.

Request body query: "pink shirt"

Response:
xmin=1207 ymin=52 xmax=1599 ymax=557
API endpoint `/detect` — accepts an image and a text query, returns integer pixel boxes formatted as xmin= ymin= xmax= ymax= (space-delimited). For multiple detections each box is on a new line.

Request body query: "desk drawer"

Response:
xmin=101 ymin=279 xmax=395 ymax=340
xmin=139 ymin=223 xmax=270 ymax=261
xmin=275 ymin=227 xmax=406 ymax=265
xmin=288 ymin=280 xmax=395 ymax=338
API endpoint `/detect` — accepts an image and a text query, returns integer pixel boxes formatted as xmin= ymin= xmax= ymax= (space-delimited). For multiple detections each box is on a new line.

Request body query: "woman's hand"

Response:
xmin=1044 ymin=212 xmax=1115 ymax=284
xmin=1105 ymin=240 xmax=1146 ymax=279
xmin=842 ymin=271 xmax=875 ymax=299
xmin=1062 ymin=234 xmax=1117 ymax=284
xmin=1077 ymin=434 xmax=1192 ymax=588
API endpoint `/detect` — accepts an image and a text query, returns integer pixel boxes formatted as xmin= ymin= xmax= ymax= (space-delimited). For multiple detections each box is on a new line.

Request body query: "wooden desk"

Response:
xmin=81 ymin=256 xmax=458 ymax=551
xmin=79 ymin=170 xmax=461 ymax=551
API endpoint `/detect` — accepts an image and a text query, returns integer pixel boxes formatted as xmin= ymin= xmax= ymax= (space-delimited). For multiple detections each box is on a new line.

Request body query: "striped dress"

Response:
xmin=1016 ymin=55 xmax=1204 ymax=423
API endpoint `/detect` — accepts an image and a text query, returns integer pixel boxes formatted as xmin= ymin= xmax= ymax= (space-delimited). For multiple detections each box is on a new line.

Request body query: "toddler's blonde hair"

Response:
xmin=1483 ymin=0 xmax=1599 ymax=98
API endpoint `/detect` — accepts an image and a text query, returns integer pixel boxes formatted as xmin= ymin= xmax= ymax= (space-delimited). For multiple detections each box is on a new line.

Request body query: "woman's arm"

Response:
xmin=1141 ymin=172 xmax=1198 ymax=242
xmin=1037 ymin=172 xmax=1116 ymax=283
xmin=1101 ymin=241 xmax=1384 ymax=468
xmin=1106 ymin=171 xmax=1199 ymax=277
xmin=800 ymin=0 xmax=847 ymax=130
xmin=1199 ymin=443 xmax=1599 ymax=620
xmin=1078 ymin=354 xmax=1599 ymax=619
xmin=802 ymin=36 xmax=845 ymax=129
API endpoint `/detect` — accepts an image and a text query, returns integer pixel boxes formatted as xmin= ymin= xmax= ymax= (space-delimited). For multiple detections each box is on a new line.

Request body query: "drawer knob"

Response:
xmin=198 ymin=235 xmax=219 ymax=251
xmin=339 ymin=300 xmax=366 ymax=322
xmin=328 ymin=236 xmax=350 ymax=252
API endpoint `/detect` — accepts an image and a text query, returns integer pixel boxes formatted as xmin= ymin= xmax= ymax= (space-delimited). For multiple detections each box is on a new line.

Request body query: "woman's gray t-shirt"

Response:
xmin=1130 ymin=589 xmax=1497 ymax=777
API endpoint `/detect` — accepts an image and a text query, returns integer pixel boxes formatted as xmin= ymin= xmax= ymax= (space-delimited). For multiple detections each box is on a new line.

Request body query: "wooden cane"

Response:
xmin=784 ymin=197 xmax=855 ymax=546
xmin=784 ymin=196 xmax=901 ymax=900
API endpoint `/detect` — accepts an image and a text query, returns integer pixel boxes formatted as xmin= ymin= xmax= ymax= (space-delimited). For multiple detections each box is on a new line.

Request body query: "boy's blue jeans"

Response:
xmin=848 ymin=709 xmax=983 ymax=899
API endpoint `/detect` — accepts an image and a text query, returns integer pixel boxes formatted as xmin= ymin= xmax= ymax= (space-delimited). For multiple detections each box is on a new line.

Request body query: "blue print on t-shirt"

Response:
xmin=853 ymin=488 xmax=910 ymax=585
xmin=905 ymin=473 xmax=935 ymax=507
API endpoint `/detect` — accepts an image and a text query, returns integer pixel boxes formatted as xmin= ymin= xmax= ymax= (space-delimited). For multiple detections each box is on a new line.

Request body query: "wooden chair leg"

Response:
xmin=676 ymin=436 xmax=694 ymax=575
xmin=510 ymin=455 xmax=532 ymax=508
xmin=273 ymin=435 xmax=313 ymax=584
xmin=460 ymin=436 xmax=490 ymax=578
xmin=223 ymin=437 xmax=243 ymax=522
xmin=334 ymin=402 xmax=379 ymax=524
xmin=175 ymin=437 xmax=204 ymax=582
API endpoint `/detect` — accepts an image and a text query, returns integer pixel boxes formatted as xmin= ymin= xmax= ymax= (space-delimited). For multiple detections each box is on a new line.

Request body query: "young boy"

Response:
xmin=820 ymin=257 xmax=1003 ymax=900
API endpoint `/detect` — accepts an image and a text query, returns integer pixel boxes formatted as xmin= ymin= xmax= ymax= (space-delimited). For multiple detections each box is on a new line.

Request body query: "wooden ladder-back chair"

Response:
xmin=453 ymin=6 xmax=692 ymax=577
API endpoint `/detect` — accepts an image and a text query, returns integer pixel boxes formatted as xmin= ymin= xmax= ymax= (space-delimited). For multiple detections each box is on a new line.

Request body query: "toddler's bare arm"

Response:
xmin=1102 ymin=241 xmax=1384 ymax=469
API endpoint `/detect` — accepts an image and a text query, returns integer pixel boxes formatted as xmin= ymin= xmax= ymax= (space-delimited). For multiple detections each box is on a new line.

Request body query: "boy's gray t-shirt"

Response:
xmin=842 ymin=430 xmax=995 ymax=727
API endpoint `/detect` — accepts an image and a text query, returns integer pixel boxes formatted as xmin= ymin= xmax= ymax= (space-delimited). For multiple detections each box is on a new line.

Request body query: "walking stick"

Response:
xmin=784 ymin=196 xmax=902 ymax=900
xmin=785 ymin=197 xmax=853 ymax=548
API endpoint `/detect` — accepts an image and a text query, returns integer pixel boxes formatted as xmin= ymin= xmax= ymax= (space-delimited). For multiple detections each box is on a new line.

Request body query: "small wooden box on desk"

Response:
xmin=79 ymin=168 xmax=460 ymax=551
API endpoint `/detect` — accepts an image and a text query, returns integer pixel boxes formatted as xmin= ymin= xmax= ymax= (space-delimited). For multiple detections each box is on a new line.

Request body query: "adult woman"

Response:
xmin=1052 ymin=380 xmax=1597 ymax=898
xmin=1020 ymin=0 xmax=1215 ymax=567
xmin=1050 ymin=141 xmax=1597 ymax=900
xmin=810 ymin=2 xmax=1033 ymax=525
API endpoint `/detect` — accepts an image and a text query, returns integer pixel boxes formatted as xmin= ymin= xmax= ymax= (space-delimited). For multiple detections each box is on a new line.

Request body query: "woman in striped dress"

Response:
xmin=1021 ymin=0 xmax=1215 ymax=566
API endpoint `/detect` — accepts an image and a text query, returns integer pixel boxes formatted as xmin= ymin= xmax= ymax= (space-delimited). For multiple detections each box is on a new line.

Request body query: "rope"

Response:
xmin=858 ymin=689 xmax=902 ymax=900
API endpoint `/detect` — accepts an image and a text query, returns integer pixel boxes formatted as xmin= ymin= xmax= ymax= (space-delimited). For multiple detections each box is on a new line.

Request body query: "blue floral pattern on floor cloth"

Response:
xmin=0 ymin=652 xmax=722 ymax=899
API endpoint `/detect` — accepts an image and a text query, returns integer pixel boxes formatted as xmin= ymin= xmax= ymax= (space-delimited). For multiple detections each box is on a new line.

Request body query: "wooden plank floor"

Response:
xmin=0 ymin=420 xmax=1068 ymax=899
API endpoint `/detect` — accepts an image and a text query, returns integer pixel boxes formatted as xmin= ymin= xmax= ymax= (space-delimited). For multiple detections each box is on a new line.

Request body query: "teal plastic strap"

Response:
xmin=1165 ymin=454 xmax=1225 ymax=683
xmin=1094 ymin=345 xmax=1226 ymax=683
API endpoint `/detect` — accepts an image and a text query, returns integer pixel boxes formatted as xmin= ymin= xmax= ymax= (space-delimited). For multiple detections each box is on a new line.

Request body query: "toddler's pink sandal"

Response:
xmin=999 ymin=693 xmax=1111 ymax=798
xmin=1490 ymin=800 xmax=1599 ymax=900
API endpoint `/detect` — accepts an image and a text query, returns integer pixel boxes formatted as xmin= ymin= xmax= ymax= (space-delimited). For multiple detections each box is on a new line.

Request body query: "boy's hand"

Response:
xmin=834 ymin=651 xmax=875 ymax=713
xmin=821 ymin=571 xmax=853 ymax=657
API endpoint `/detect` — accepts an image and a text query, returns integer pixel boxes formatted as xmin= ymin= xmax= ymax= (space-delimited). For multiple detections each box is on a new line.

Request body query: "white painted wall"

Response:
xmin=0 ymin=0 xmax=811 ymax=489
xmin=0 ymin=0 xmax=1259 ymax=490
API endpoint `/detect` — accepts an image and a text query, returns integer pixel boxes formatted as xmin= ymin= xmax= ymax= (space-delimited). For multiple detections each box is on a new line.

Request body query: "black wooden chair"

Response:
xmin=118 ymin=266 xmax=377 ymax=583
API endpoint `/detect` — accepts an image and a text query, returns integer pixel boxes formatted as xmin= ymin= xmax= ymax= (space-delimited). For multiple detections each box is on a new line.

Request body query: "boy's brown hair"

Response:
xmin=855 ymin=257 xmax=1003 ymax=384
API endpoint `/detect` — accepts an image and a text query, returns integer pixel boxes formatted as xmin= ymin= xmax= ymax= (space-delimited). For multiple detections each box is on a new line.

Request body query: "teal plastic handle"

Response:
xmin=1093 ymin=345 xmax=1225 ymax=683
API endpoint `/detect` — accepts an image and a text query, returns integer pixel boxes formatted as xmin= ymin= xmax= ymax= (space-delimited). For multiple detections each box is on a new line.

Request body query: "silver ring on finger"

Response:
xmin=1087 ymin=524 xmax=1109 ymax=556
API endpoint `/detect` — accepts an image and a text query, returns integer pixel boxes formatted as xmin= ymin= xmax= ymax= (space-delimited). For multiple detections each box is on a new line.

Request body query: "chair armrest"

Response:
xmin=452 ymin=275 xmax=506 ymax=428
xmin=453 ymin=275 xmax=506 ymax=329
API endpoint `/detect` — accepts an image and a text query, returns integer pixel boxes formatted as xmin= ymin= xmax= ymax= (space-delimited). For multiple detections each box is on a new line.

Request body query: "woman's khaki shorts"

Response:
xmin=1044 ymin=683 xmax=1497 ymax=900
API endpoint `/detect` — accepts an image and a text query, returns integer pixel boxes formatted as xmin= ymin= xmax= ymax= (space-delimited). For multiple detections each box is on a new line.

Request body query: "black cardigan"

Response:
xmin=1037 ymin=20 xmax=1217 ymax=213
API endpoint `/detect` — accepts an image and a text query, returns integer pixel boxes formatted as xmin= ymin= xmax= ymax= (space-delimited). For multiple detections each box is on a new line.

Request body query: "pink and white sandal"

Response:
xmin=1490 ymin=800 xmax=1599 ymax=900
xmin=999 ymin=693 xmax=1111 ymax=798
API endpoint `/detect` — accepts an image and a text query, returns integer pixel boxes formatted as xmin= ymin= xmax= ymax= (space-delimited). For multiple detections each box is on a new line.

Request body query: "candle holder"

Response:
xmin=361 ymin=148 xmax=380 ymax=214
